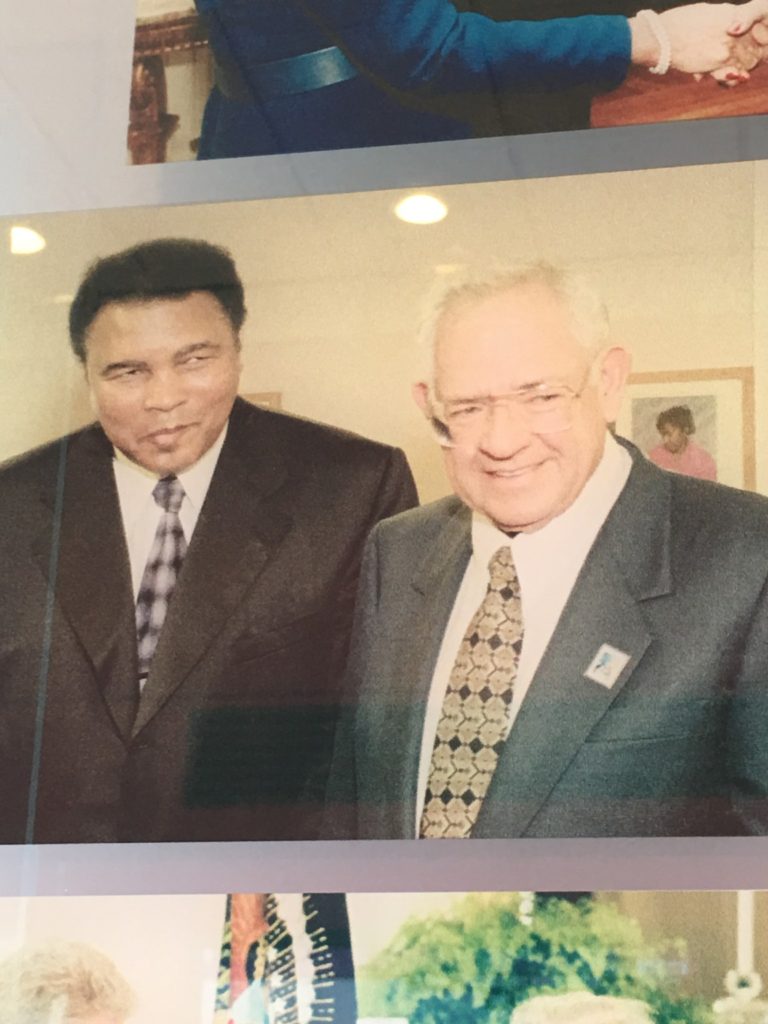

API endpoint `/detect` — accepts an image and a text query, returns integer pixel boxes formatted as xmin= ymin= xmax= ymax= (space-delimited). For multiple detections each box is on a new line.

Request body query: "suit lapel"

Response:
xmin=32 ymin=427 xmax=138 ymax=741
xmin=367 ymin=502 xmax=471 ymax=837
xmin=132 ymin=401 xmax=291 ymax=736
xmin=476 ymin=449 xmax=674 ymax=838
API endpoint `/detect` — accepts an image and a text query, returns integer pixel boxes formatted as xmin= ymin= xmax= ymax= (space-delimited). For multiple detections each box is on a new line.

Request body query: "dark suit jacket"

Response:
xmin=326 ymin=445 xmax=768 ymax=838
xmin=0 ymin=398 xmax=417 ymax=844
xmin=196 ymin=0 xmax=630 ymax=158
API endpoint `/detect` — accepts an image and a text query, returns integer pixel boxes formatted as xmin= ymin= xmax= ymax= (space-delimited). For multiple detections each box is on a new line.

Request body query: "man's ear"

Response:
xmin=597 ymin=346 xmax=631 ymax=423
xmin=84 ymin=365 xmax=99 ymax=413
xmin=80 ymin=350 xmax=99 ymax=412
xmin=412 ymin=381 xmax=430 ymax=415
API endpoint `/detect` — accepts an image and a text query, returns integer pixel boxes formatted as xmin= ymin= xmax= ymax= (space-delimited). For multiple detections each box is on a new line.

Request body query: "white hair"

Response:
xmin=416 ymin=262 xmax=611 ymax=386
xmin=0 ymin=941 xmax=136 ymax=1024
xmin=510 ymin=992 xmax=654 ymax=1024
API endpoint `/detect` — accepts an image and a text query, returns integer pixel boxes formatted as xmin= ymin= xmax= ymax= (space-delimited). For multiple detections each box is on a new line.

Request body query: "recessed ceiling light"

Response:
xmin=394 ymin=194 xmax=448 ymax=225
xmin=10 ymin=226 xmax=46 ymax=255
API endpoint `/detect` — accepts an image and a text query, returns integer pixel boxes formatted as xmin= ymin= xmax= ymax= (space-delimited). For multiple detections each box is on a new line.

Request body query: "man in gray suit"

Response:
xmin=327 ymin=262 xmax=768 ymax=839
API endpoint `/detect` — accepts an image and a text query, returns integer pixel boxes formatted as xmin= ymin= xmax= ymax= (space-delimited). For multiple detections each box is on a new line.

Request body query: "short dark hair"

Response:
xmin=69 ymin=238 xmax=246 ymax=361
xmin=656 ymin=404 xmax=695 ymax=435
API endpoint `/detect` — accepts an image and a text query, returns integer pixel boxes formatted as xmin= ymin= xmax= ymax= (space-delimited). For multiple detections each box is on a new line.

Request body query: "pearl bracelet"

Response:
xmin=637 ymin=9 xmax=672 ymax=74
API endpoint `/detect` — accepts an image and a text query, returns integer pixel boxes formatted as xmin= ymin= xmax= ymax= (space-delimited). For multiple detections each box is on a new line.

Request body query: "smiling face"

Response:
xmin=84 ymin=291 xmax=242 ymax=475
xmin=416 ymin=283 xmax=629 ymax=533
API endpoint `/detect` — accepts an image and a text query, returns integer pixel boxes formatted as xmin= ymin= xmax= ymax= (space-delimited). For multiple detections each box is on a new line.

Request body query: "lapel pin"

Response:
xmin=584 ymin=644 xmax=631 ymax=689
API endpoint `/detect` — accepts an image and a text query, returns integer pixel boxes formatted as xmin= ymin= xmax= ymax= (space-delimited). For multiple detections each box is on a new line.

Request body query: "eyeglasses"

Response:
xmin=424 ymin=360 xmax=598 ymax=448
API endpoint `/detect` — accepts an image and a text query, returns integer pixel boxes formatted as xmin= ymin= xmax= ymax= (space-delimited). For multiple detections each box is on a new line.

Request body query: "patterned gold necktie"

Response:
xmin=420 ymin=545 xmax=524 ymax=839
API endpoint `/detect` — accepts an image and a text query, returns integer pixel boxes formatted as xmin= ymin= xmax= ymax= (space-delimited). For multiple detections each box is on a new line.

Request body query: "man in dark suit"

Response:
xmin=327 ymin=262 xmax=768 ymax=839
xmin=0 ymin=238 xmax=417 ymax=844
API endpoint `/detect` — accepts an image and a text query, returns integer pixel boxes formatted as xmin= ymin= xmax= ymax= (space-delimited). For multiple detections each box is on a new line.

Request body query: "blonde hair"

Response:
xmin=0 ymin=941 xmax=135 ymax=1024
xmin=510 ymin=992 xmax=654 ymax=1024
xmin=417 ymin=262 xmax=610 ymax=385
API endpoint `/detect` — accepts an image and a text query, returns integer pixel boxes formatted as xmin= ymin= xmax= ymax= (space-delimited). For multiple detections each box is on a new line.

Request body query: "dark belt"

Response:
xmin=213 ymin=45 xmax=359 ymax=103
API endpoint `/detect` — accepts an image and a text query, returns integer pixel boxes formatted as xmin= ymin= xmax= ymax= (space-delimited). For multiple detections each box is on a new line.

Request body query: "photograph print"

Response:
xmin=1 ymin=889 xmax=767 ymax=1024
xmin=1 ymin=160 xmax=768 ymax=845
xmin=128 ymin=0 xmax=768 ymax=164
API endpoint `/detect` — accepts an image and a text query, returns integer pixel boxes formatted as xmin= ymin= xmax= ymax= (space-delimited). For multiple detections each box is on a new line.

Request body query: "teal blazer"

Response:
xmin=196 ymin=0 xmax=631 ymax=157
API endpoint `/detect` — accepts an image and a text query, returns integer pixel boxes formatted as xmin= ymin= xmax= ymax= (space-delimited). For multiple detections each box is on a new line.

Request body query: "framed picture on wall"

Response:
xmin=615 ymin=367 xmax=756 ymax=491
xmin=242 ymin=391 xmax=282 ymax=411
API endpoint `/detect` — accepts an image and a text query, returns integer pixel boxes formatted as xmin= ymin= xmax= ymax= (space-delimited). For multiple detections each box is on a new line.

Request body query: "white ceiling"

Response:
xmin=0 ymin=159 xmax=759 ymax=473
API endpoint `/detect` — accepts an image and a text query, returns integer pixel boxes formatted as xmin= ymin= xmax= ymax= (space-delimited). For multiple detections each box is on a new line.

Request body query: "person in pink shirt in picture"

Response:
xmin=648 ymin=404 xmax=717 ymax=481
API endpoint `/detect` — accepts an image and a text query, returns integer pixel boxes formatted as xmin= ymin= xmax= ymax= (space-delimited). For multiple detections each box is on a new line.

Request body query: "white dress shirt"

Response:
xmin=415 ymin=435 xmax=633 ymax=831
xmin=112 ymin=425 xmax=228 ymax=600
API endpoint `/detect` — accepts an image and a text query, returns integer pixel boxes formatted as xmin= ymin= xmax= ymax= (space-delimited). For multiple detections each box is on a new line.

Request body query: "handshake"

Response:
xmin=629 ymin=0 xmax=768 ymax=83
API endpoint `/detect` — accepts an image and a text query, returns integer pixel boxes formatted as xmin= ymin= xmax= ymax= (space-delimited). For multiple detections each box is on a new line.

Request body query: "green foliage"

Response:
xmin=358 ymin=894 xmax=712 ymax=1024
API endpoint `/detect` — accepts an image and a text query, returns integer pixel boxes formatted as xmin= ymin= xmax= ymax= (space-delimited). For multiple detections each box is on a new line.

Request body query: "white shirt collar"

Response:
xmin=112 ymin=422 xmax=228 ymax=531
xmin=471 ymin=434 xmax=632 ymax=568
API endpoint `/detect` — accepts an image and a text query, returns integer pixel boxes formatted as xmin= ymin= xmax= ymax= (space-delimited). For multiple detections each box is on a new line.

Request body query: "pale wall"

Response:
xmin=0 ymin=894 xmax=225 ymax=1024
xmin=613 ymin=890 xmax=768 ymax=1004
xmin=0 ymin=161 xmax=761 ymax=502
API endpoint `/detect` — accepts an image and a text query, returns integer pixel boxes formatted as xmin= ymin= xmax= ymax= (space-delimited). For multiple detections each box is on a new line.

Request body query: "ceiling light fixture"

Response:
xmin=10 ymin=226 xmax=46 ymax=255
xmin=394 ymin=194 xmax=448 ymax=225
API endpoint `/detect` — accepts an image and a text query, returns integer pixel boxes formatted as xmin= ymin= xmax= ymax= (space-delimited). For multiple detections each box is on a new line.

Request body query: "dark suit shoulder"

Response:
xmin=626 ymin=460 xmax=768 ymax=594
xmin=232 ymin=398 xmax=405 ymax=468
xmin=666 ymin=469 xmax=768 ymax=535
xmin=0 ymin=423 xmax=101 ymax=488
xmin=374 ymin=494 xmax=465 ymax=541
xmin=228 ymin=398 xmax=418 ymax=520
xmin=0 ymin=426 xmax=104 ymax=548
xmin=618 ymin=442 xmax=768 ymax=555
xmin=0 ymin=434 xmax=66 ymax=481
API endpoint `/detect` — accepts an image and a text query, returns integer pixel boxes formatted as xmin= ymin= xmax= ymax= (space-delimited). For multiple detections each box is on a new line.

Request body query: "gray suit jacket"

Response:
xmin=326 ymin=444 xmax=768 ymax=838
xmin=0 ymin=398 xmax=417 ymax=843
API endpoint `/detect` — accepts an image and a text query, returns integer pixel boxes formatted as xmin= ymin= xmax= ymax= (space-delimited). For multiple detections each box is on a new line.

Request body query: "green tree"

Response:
xmin=358 ymin=895 xmax=712 ymax=1024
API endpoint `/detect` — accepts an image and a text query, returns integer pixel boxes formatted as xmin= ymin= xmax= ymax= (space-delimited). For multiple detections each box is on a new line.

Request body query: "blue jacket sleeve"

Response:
xmin=299 ymin=0 xmax=632 ymax=93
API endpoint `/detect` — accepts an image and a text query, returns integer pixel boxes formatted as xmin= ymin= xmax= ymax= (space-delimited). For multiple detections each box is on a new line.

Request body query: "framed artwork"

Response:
xmin=615 ymin=367 xmax=756 ymax=491
xmin=242 ymin=392 xmax=283 ymax=411
xmin=1 ymin=171 xmax=766 ymax=847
